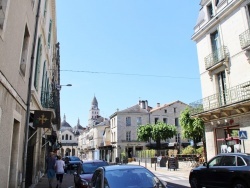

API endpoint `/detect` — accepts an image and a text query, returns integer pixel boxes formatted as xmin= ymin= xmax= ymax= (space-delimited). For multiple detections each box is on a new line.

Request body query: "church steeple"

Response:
xmin=91 ymin=95 xmax=98 ymax=109
xmin=89 ymin=95 xmax=100 ymax=126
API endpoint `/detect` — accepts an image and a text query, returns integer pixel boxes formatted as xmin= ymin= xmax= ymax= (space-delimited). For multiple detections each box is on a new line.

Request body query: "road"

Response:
xmin=153 ymin=171 xmax=190 ymax=188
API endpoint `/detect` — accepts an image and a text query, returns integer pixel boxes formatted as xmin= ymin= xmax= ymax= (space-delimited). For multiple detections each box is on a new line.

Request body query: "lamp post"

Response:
xmin=56 ymin=84 xmax=72 ymax=91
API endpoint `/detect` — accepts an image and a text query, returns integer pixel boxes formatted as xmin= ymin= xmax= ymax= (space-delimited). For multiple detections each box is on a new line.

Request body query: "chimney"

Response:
xmin=157 ymin=103 xmax=160 ymax=107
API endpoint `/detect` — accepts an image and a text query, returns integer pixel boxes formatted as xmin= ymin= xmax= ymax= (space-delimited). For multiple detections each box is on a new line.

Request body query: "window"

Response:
xmin=66 ymin=134 xmax=68 ymax=140
xmin=34 ymin=37 xmax=42 ymax=90
xmin=164 ymin=109 xmax=167 ymax=113
xmin=207 ymin=3 xmax=214 ymax=19
xmin=175 ymin=118 xmax=179 ymax=126
xmin=163 ymin=118 xmax=168 ymax=124
xmin=62 ymin=135 xmax=64 ymax=140
xmin=237 ymin=157 xmax=246 ymax=166
xmin=217 ymin=71 xmax=227 ymax=105
xmin=43 ymin=0 xmax=48 ymax=18
xmin=70 ymin=135 xmax=72 ymax=140
xmin=48 ymin=20 xmax=52 ymax=47
xmin=154 ymin=118 xmax=159 ymax=124
xmin=208 ymin=156 xmax=223 ymax=167
xmin=211 ymin=30 xmax=221 ymax=60
xmin=137 ymin=117 xmax=142 ymax=125
xmin=221 ymin=156 xmax=236 ymax=166
xmin=126 ymin=117 xmax=131 ymax=126
xmin=174 ymin=107 xmax=177 ymax=113
xmin=126 ymin=131 xmax=131 ymax=141
xmin=20 ymin=25 xmax=30 ymax=76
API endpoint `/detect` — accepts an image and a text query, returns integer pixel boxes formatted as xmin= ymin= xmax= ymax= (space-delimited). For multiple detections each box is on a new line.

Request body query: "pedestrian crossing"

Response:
xmin=153 ymin=172 xmax=189 ymax=181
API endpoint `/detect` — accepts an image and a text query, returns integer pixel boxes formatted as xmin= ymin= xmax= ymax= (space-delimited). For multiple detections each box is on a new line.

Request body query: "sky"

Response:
xmin=56 ymin=0 xmax=202 ymax=127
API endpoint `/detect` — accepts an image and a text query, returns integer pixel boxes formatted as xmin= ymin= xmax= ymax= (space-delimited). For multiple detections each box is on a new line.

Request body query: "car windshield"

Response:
xmin=104 ymin=168 xmax=165 ymax=188
xmin=70 ymin=156 xmax=81 ymax=161
xmin=82 ymin=162 xmax=108 ymax=174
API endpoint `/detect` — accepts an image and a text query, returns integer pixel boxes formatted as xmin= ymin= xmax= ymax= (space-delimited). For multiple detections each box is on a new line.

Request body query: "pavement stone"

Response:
xmin=33 ymin=173 xmax=74 ymax=188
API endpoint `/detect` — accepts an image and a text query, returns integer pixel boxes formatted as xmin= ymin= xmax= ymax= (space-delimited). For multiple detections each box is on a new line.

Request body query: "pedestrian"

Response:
xmin=46 ymin=152 xmax=56 ymax=188
xmin=55 ymin=155 xmax=65 ymax=188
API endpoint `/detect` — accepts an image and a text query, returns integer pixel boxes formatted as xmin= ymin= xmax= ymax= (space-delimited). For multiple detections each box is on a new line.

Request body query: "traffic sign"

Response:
xmin=239 ymin=131 xmax=248 ymax=140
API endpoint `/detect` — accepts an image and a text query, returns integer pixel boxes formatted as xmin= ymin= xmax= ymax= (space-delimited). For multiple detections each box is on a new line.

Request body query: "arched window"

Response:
xmin=66 ymin=134 xmax=68 ymax=140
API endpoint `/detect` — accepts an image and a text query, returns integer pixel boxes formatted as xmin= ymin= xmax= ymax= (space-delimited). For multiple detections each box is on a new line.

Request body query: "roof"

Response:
xmin=119 ymin=104 xmax=149 ymax=113
xmin=82 ymin=159 xmax=108 ymax=164
xmin=92 ymin=96 xmax=98 ymax=106
xmin=150 ymin=100 xmax=187 ymax=113
xmin=61 ymin=114 xmax=72 ymax=128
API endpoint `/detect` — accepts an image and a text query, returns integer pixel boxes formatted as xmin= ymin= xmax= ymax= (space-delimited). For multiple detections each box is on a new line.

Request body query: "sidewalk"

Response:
xmin=34 ymin=173 xmax=74 ymax=188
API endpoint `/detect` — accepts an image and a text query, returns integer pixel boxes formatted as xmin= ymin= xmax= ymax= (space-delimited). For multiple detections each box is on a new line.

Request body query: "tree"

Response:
xmin=137 ymin=122 xmax=177 ymax=150
xmin=137 ymin=124 xmax=152 ymax=142
xmin=152 ymin=122 xmax=177 ymax=149
xmin=180 ymin=107 xmax=204 ymax=149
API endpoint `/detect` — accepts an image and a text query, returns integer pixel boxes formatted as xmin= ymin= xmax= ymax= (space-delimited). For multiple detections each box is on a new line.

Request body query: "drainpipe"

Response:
xmin=21 ymin=0 xmax=42 ymax=187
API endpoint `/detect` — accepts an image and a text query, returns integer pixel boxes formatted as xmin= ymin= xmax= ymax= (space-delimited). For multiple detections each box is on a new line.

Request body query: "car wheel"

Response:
xmin=190 ymin=176 xmax=200 ymax=188
xmin=232 ymin=180 xmax=247 ymax=188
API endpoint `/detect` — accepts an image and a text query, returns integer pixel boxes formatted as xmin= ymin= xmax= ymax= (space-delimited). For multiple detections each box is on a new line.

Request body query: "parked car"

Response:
xmin=189 ymin=153 xmax=250 ymax=188
xmin=64 ymin=156 xmax=82 ymax=172
xmin=74 ymin=160 xmax=109 ymax=188
xmin=88 ymin=164 xmax=167 ymax=188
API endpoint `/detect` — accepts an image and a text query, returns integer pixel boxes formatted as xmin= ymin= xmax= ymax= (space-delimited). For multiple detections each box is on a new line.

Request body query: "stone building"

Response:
xmin=109 ymin=100 xmax=151 ymax=161
xmin=0 ymin=0 xmax=60 ymax=187
xmin=149 ymin=101 xmax=190 ymax=150
xmin=59 ymin=115 xmax=85 ymax=157
xmin=191 ymin=0 xmax=250 ymax=160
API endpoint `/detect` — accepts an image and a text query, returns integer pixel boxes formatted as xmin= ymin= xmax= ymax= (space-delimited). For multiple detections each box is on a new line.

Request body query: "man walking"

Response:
xmin=46 ymin=152 xmax=56 ymax=188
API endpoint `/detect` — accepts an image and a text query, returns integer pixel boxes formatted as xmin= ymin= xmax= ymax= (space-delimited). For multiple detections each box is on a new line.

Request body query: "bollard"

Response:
xmin=155 ymin=162 xmax=156 ymax=171
xmin=145 ymin=159 xmax=147 ymax=168
xmin=139 ymin=160 xmax=140 ymax=166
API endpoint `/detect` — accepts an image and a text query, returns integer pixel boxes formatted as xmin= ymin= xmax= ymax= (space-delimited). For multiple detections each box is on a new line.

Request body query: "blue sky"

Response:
xmin=57 ymin=0 xmax=202 ymax=127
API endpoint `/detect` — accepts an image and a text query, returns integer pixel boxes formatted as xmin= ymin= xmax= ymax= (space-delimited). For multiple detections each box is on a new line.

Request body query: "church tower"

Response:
xmin=88 ymin=95 xmax=100 ymax=126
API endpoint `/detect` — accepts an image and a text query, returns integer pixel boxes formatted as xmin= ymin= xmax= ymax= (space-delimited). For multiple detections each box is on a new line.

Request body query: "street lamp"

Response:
xmin=56 ymin=84 xmax=72 ymax=91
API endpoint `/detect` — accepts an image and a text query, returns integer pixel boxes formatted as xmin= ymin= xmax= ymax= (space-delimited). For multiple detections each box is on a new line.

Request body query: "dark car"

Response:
xmin=64 ymin=156 xmax=82 ymax=172
xmin=74 ymin=160 xmax=109 ymax=188
xmin=189 ymin=153 xmax=250 ymax=188
xmin=88 ymin=164 xmax=167 ymax=188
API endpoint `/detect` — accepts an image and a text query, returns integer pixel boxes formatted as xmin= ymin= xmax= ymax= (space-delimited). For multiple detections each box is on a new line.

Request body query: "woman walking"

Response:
xmin=55 ymin=155 xmax=65 ymax=188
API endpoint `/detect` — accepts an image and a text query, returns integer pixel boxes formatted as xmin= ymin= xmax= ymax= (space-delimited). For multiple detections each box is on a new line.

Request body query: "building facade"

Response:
xmin=149 ymin=101 xmax=190 ymax=149
xmin=109 ymin=100 xmax=150 ymax=162
xmin=0 ymin=0 xmax=60 ymax=187
xmin=60 ymin=116 xmax=84 ymax=157
xmin=191 ymin=0 xmax=250 ymax=160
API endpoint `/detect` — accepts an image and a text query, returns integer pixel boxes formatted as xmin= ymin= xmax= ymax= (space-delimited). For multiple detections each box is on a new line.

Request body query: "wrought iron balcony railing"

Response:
xmin=205 ymin=46 xmax=228 ymax=69
xmin=239 ymin=29 xmax=250 ymax=49
xmin=41 ymin=91 xmax=55 ymax=108
xmin=190 ymin=80 xmax=250 ymax=115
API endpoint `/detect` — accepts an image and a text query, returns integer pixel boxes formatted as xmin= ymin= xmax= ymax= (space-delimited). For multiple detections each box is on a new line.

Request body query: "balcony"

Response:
xmin=205 ymin=46 xmax=228 ymax=70
xmin=190 ymin=80 xmax=250 ymax=120
xmin=239 ymin=29 xmax=250 ymax=50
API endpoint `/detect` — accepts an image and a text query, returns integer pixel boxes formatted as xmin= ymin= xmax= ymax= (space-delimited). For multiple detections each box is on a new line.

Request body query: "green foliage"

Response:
xmin=181 ymin=146 xmax=196 ymax=155
xmin=196 ymin=147 xmax=204 ymax=156
xmin=137 ymin=124 xmax=152 ymax=142
xmin=137 ymin=122 xmax=177 ymax=149
xmin=231 ymin=130 xmax=239 ymax=137
xmin=180 ymin=107 xmax=204 ymax=147
xmin=151 ymin=122 xmax=177 ymax=141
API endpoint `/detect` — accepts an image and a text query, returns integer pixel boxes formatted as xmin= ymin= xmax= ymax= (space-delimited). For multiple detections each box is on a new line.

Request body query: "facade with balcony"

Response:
xmin=191 ymin=0 xmax=250 ymax=160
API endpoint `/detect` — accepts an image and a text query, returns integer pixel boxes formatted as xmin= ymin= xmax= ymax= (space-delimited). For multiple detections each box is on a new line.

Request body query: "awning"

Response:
xmin=168 ymin=142 xmax=177 ymax=147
